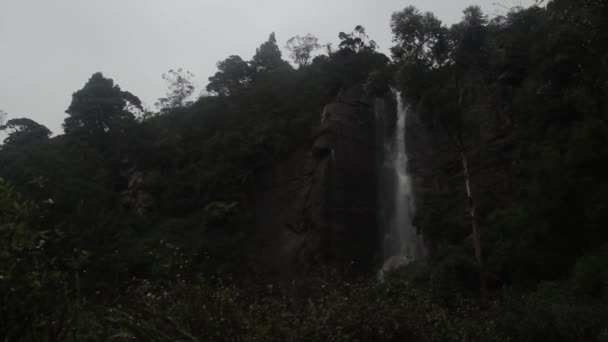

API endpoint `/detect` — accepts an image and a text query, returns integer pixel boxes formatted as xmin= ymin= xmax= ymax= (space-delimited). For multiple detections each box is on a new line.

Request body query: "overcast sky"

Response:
xmin=0 ymin=0 xmax=534 ymax=135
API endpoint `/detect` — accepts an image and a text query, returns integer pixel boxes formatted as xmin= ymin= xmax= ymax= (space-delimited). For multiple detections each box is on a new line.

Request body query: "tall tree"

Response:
xmin=0 ymin=110 xmax=7 ymax=126
xmin=63 ymin=72 xmax=142 ymax=135
xmin=450 ymin=6 xmax=489 ymax=69
xmin=435 ymin=6 xmax=494 ymax=305
xmin=251 ymin=33 xmax=289 ymax=72
xmin=392 ymin=5 xmax=495 ymax=304
xmin=0 ymin=118 xmax=51 ymax=146
xmin=156 ymin=68 xmax=196 ymax=113
xmin=206 ymin=55 xmax=254 ymax=96
xmin=338 ymin=25 xmax=378 ymax=52
xmin=285 ymin=34 xmax=321 ymax=67
xmin=390 ymin=6 xmax=449 ymax=67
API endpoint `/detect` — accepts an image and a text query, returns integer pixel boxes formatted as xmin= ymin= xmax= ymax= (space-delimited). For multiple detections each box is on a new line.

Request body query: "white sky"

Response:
xmin=0 ymin=0 xmax=535 ymax=135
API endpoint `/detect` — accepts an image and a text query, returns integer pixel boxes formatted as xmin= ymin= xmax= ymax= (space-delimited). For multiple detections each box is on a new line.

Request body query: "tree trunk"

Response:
xmin=461 ymin=151 xmax=487 ymax=305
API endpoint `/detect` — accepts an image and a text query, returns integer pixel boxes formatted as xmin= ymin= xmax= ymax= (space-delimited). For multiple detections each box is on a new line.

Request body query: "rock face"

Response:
xmin=121 ymin=169 xmax=154 ymax=216
xmin=250 ymin=86 xmax=382 ymax=278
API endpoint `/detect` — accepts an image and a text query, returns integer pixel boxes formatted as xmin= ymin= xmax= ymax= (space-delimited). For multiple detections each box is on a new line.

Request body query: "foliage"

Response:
xmin=0 ymin=109 xmax=7 ymax=126
xmin=0 ymin=178 xmax=87 ymax=341
xmin=394 ymin=0 xmax=608 ymax=297
xmin=155 ymin=68 xmax=196 ymax=113
xmin=0 ymin=118 xmax=51 ymax=146
xmin=94 ymin=266 xmax=608 ymax=342
xmin=206 ymin=55 xmax=254 ymax=96
xmin=251 ymin=32 xmax=290 ymax=72
xmin=63 ymin=72 xmax=142 ymax=137
xmin=390 ymin=6 xmax=449 ymax=67
xmin=1 ymin=2 xmax=608 ymax=340
xmin=286 ymin=34 xmax=321 ymax=67
xmin=338 ymin=25 xmax=377 ymax=53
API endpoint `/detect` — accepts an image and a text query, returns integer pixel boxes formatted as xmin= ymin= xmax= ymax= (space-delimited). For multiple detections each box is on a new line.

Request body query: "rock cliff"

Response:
xmin=250 ymin=86 xmax=384 ymax=278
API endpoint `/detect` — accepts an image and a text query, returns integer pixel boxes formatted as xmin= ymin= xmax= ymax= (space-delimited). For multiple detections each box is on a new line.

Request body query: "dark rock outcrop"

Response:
xmin=249 ymin=86 xmax=382 ymax=278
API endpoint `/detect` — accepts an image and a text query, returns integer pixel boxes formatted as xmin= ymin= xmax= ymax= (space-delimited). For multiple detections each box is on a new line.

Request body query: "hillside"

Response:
xmin=1 ymin=0 xmax=608 ymax=340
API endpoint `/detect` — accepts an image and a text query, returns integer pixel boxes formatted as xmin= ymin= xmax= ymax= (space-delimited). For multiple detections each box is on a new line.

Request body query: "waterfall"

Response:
xmin=378 ymin=90 xmax=426 ymax=280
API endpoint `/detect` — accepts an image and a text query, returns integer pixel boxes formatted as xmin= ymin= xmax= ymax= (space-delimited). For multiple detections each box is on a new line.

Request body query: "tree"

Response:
xmin=0 ymin=118 xmax=51 ymax=146
xmin=392 ymin=5 xmax=495 ymax=305
xmin=156 ymin=68 xmax=196 ymax=113
xmin=206 ymin=55 xmax=254 ymax=96
xmin=435 ymin=7 xmax=492 ymax=306
xmin=0 ymin=110 xmax=7 ymax=126
xmin=251 ymin=32 xmax=290 ymax=72
xmin=390 ymin=6 xmax=449 ymax=67
xmin=416 ymin=80 xmax=490 ymax=305
xmin=450 ymin=6 xmax=489 ymax=69
xmin=286 ymin=34 xmax=321 ymax=67
xmin=338 ymin=25 xmax=378 ymax=52
xmin=63 ymin=72 xmax=142 ymax=135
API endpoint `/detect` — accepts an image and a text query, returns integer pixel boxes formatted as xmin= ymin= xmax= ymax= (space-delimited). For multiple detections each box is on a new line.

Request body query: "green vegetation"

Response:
xmin=1 ymin=0 xmax=608 ymax=340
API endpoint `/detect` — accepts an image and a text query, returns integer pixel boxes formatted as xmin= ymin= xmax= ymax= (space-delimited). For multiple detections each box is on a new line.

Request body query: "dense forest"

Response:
xmin=1 ymin=0 xmax=608 ymax=340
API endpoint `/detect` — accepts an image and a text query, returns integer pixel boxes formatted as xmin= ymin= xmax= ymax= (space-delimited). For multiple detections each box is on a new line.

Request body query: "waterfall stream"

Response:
xmin=379 ymin=90 xmax=426 ymax=279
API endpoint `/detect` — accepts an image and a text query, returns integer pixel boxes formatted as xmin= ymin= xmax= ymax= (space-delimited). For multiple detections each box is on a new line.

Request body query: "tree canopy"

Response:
xmin=338 ymin=25 xmax=378 ymax=53
xmin=286 ymin=34 xmax=321 ymax=67
xmin=251 ymin=32 xmax=290 ymax=72
xmin=156 ymin=68 xmax=196 ymax=113
xmin=0 ymin=118 xmax=51 ymax=146
xmin=2 ymin=2 xmax=608 ymax=340
xmin=0 ymin=110 xmax=7 ymax=126
xmin=206 ymin=55 xmax=253 ymax=96
xmin=63 ymin=72 xmax=142 ymax=135
xmin=390 ymin=6 xmax=449 ymax=66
